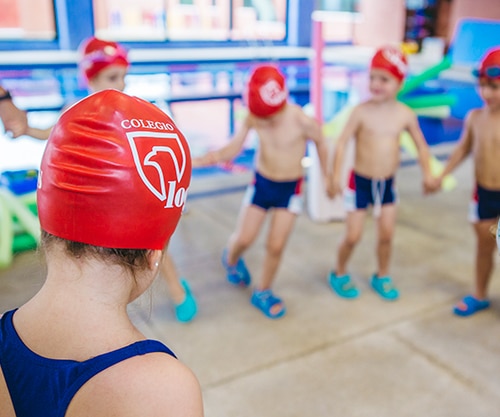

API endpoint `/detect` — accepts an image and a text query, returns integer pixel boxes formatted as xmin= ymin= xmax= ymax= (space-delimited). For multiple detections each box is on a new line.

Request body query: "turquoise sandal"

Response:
xmin=250 ymin=289 xmax=286 ymax=319
xmin=174 ymin=279 xmax=198 ymax=323
xmin=328 ymin=272 xmax=360 ymax=299
xmin=370 ymin=274 xmax=399 ymax=301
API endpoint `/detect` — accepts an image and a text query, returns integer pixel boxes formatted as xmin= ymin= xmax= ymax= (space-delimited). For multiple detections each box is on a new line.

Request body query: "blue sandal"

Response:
xmin=328 ymin=272 xmax=360 ymax=299
xmin=251 ymin=289 xmax=286 ymax=319
xmin=221 ymin=249 xmax=251 ymax=287
xmin=174 ymin=279 xmax=198 ymax=323
xmin=453 ymin=295 xmax=490 ymax=317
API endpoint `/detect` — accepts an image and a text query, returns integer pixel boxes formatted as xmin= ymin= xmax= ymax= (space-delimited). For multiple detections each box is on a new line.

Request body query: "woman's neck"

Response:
xmin=15 ymin=255 xmax=146 ymax=360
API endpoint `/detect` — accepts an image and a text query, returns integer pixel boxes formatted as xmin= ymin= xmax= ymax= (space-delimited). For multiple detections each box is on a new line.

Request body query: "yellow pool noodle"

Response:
xmin=0 ymin=188 xmax=40 ymax=243
xmin=0 ymin=193 xmax=14 ymax=268
xmin=399 ymin=131 xmax=456 ymax=191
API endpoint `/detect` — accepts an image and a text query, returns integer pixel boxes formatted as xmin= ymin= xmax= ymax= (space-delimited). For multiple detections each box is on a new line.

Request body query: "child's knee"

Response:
xmin=344 ymin=233 xmax=362 ymax=247
xmin=266 ymin=240 xmax=286 ymax=257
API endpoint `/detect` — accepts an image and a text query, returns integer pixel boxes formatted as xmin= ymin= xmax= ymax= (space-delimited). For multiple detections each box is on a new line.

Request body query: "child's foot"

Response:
xmin=453 ymin=295 xmax=490 ymax=317
xmin=174 ymin=279 xmax=197 ymax=323
xmin=250 ymin=289 xmax=286 ymax=319
xmin=370 ymin=274 xmax=399 ymax=301
xmin=221 ymin=248 xmax=251 ymax=287
xmin=327 ymin=271 xmax=360 ymax=299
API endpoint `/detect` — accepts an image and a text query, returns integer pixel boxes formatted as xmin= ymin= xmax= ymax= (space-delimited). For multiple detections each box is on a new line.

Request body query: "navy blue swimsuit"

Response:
xmin=0 ymin=309 xmax=176 ymax=417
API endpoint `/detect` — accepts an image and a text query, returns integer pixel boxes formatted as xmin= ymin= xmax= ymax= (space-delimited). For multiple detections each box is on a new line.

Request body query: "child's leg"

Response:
xmin=250 ymin=209 xmax=295 ymax=318
xmin=473 ymin=219 xmax=496 ymax=299
xmin=375 ymin=203 xmax=397 ymax=277
xmin=258 ymin=209 xmax=297 ymax=291
xmin=160 ymin=252 xmax=184 ymax=303
xmin=159 ymin=252 xmax=197 ymax=322
xmin=226 ymin=204 xmax=267 ymax=265
xmin=336 ymin=209 xmax=367 ymax=275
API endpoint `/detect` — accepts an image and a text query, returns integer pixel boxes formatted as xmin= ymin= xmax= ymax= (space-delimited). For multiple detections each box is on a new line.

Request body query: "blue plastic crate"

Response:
xmin=0 ymin=169 xmax=39 ymax=195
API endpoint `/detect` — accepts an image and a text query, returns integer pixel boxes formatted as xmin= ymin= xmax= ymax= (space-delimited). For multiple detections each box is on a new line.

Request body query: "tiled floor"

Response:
xmin=1 ymin=147 xmax=500 ymax=416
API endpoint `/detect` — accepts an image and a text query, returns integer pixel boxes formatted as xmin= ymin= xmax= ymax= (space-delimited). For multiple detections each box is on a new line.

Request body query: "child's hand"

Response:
xmin=0 ymin=101 xmax=28 ymax=138
xmin=192 ymin=152 xmax=217 ymax=168
xmin=424 ymin=175 xmax=442 ymax=194
xmin=326 ymin=177 xmax=342 ymax=199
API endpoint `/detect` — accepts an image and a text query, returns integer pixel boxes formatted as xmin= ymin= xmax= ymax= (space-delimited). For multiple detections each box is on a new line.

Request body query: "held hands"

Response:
xmin=423 ymin=174 xmax=443 ymax=194
xmin=326 ymin=176 xmax=343 ymax=199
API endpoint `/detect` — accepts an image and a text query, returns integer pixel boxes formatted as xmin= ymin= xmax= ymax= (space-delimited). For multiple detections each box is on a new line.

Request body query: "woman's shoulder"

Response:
xmin=68 ymin=349 xmax=203 ymax=416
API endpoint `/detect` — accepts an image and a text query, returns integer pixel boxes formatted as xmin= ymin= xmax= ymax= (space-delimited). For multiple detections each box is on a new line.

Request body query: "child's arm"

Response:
xmin=301 ymin=112 xmax=328 ymax=179
xmin=26 ymin=126 xmax=53 ymax=141
xmin=192 ymin=116 xmax=251 ymax=167
xmin=405 ymin=110 xmax=433 ymax=191
xmin=328 ymin=107 xmax=360 ymax=198
xmin=438 ymin=111 xmax=474 ymax=182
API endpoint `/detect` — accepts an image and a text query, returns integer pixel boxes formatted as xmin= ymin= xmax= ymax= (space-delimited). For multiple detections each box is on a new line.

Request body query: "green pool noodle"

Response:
xmin=401 ymin=93 xmax=457 ymax=109
xmin=12 ymin=233 xmax=38 ymax=253
xmin=398 ymin=56 xmax=453 ymax=98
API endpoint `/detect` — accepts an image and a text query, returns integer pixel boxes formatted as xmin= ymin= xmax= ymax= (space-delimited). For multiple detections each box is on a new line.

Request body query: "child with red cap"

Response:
xmin=0 ymin=89 xmax=203 ymax=416
xmin=429 ymin=46 xmax=500 ymax=316
xmin=327 ymin=45 xmax=433 ymax=301
xmin=193 ymin=64 xmax=329 ymax=319
xmin=0 ymin=36 xmax=197 ymax=322
xmin=20 ymin=36 xmax=130 ymax=140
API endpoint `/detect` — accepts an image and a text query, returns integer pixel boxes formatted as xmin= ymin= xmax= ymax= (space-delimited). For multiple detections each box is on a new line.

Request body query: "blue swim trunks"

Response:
xmin=468 ymin=184 xmax=500 ymax=222
xmin=243 ymin=171 xmax=303 ymax=214
xmin=344 ymin=171 xmax=397 ymax=211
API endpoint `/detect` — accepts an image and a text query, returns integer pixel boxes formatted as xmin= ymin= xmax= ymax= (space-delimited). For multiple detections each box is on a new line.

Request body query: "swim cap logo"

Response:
xmin=382 ymin=48 xmax=407 ymax=76
xmin=126 ymin=131 xmax=188 ymax=209
xmin=259 ymin=80 xmax=287 ymax=107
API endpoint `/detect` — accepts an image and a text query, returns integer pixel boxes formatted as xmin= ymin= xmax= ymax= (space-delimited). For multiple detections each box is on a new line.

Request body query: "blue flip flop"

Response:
xmin=453 ymin=295 xmax=490 ymax=317
xmin=221 ymin=249 xmax=251 ymax=287
xmin=250 ymin=289 xmax=286 ymax=319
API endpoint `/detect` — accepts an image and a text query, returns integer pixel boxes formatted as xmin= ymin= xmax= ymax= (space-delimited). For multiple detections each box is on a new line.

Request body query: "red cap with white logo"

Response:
xmin=245 ymin=65 xmax=288 ymax=118
xmin=79 ymin=37 xmax=129 ymax=82
xmin=370 ymin=46 xmax=408 ymax=82
xmin=37 ymin=89 xmax=191 ymax=250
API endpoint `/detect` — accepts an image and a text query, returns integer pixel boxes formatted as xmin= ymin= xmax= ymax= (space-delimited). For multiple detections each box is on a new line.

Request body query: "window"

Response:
xmin=93 ymin=0 xmax=287 ymax=42
xmin=232 ymin=0 xmax=286 ymax=41
xmin=0 ymin=0 xmax=56 ymax=40
xmin=319 ymin=0 xmax=360 ymax=12
xmin=314 ymin=0 xmax=361 ymax=43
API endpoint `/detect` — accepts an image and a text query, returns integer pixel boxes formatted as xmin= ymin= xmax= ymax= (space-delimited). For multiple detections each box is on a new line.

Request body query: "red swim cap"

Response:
xmin=37 ymin=90 xmax=192 ymax=250
xmin=245 ymin=65 xmax=288 ymax=118
xmin=473 ymin=47 xmax=500 ymax=80
xmin=370 ymin=46 xmax=408 ymax=82
xmin=79 ymin=37 xmax=129 ymax=82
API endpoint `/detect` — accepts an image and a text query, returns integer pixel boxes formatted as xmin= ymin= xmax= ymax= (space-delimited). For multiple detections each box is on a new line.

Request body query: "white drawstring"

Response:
xmin=372 ymin=178 xmax=386 ymax=218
